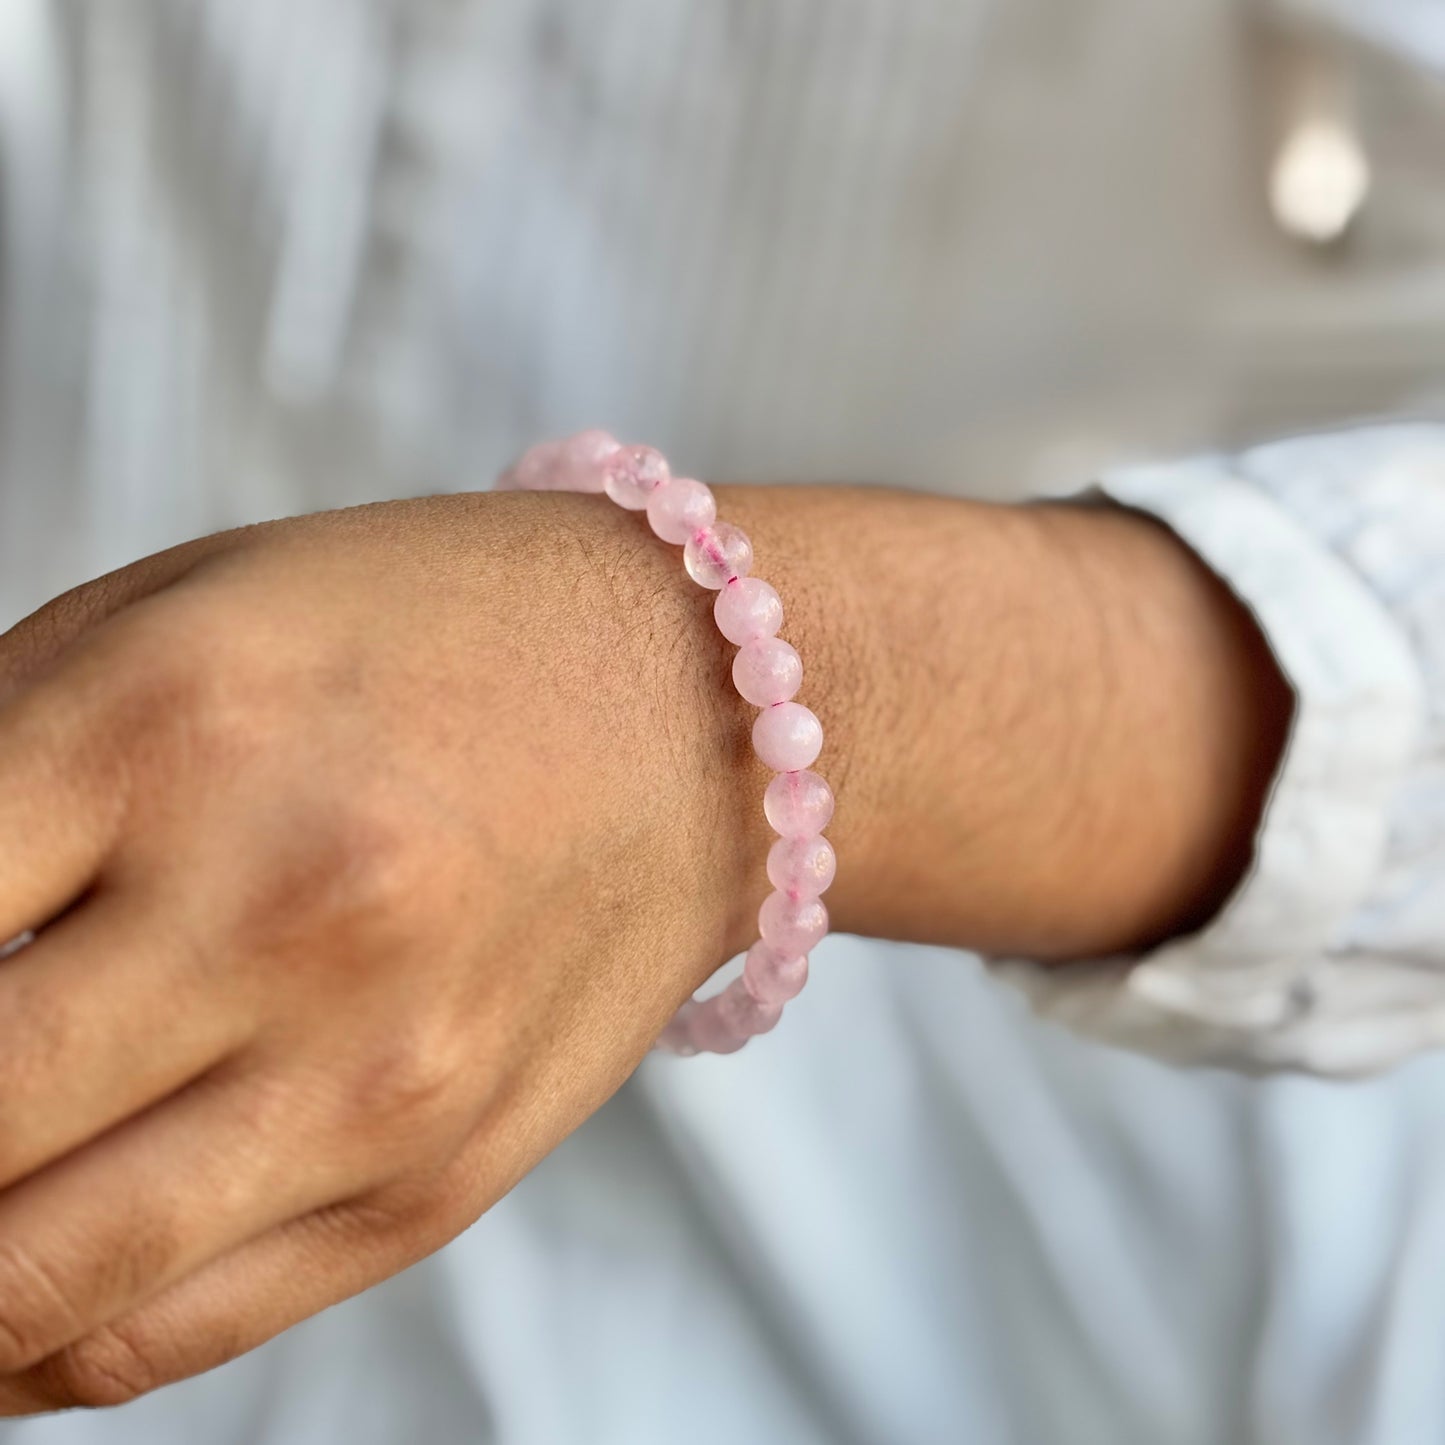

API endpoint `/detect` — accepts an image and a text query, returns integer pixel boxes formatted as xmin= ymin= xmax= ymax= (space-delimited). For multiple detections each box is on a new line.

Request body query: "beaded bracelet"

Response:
xmin=498 ymin=430 xmax=835 ymax=1056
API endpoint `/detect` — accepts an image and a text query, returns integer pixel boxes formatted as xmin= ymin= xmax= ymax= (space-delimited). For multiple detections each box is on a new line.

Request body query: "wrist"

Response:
xmin=1023 ymin=499 xmax=1295 ymax=955
xmin=714 ymin=486 xmax=1074 ymax=954
xmin=713 ymin=484 xmax=1292 ymax=962
xmin=498 ymin=475 xmax=1290 ymax=984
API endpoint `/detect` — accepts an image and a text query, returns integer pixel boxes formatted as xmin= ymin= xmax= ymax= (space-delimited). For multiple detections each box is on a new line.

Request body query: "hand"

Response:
xmin=0 ymin=482 xmax=1289 ymax=1411
xmin=0 ymin=492 xmax=770 ymax=1411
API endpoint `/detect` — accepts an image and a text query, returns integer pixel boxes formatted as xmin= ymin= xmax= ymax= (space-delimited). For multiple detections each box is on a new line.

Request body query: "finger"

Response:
xmin=0 ymin=1062 xmax=368 ymax=1376
xmin=0 ymin=887 xmax=256 ymax=1191
xmin=0 ymin=1195 xmax=439 ymax=1414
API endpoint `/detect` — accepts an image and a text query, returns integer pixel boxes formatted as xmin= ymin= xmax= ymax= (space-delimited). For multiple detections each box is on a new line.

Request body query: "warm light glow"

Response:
xmin=1269 ymin=118 xmax=1371 ymax=245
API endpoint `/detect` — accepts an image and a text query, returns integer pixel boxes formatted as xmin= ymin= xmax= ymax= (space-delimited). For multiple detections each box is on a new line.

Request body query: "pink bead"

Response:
xmin=686 ymin=1000 xmax=750 ymax=1055
xmin=752 ymin=702 xmax=822 ymax=771
xmin=497 ymin=439 xmax=561 ymax=490
xmin=758 ymin=892 xmax=829 ymax=955
xmin=555 ymin=429 xmax=620 ymax=492
xmin=684 ymin=523 xmax=753 ymax=588
xmin=767 ymin=834 xmax=836 ymax=898
xmin=603 ymin=445 xmax=671 ymax=509
xmin=499 ymin=433 xmax=838 ymax=1060
xmin=743 ymin=941 xmax=810 ymax=1006
xmin=714 ymin=577 xmax=784 ymax=645
xmin=646 ymin=477 xmax=716 ymax=543
xmin=733 ymin=637 xmax=803 ymax=706
xmin=763 ymin=769 xmax=835 ymax=837
xmin=716 ymin=977 xmax=783 ymax=1037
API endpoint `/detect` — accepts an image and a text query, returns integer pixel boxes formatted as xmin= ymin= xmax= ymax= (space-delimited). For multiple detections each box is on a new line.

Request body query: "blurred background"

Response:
xmin=1 ymin=0 xmax=1443 ymax=612
xmin=0 ymin=3 xmax=1444 ymax=1444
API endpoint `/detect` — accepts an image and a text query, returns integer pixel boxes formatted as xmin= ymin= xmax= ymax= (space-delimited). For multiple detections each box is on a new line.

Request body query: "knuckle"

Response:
xmin=308 ymin=803 xmax=417 ymax=923
xmin=0 ymin=1240 xmax=82 ymax=1374
xmin=45 ymin=605 xmax=265 ymax=800
xmin=103 ymin=580 xmax=304 ymax=773
xmin=242 ymin=793 xmax=424 ymax=959
xmin=46 ymin=1323 xmax=163 ymax=1410
xmin=311 ymin=1012 xmax=483 ymax=1175
xmin=346 ymin=1024 xmax=472 ymax=1141
xmin=134 ymin=623 xmax=270 ymax=768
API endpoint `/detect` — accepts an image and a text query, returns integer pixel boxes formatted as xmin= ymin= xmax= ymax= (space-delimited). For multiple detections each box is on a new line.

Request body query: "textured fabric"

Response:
xmin=20 ymin=942 xmax=1445 ymax=1445
xmin=4 ymin=0 xmax=1445 ymax=611
xmin=1010 ymin=424 xmax=1445 ymax=1074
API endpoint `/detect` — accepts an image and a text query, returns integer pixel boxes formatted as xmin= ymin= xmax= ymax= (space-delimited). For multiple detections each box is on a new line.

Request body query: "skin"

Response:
xmin=0 ymin=484 xmax=1291 ymax=1412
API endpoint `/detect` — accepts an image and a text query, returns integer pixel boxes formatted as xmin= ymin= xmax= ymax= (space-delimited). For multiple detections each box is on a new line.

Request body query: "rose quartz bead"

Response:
xmin=767 ymin=834 xmax=836 ymax=898
xmin=684 ymin=523 xmax=753 ymax=588
xmin=497 ymin=439 xmax=561 ymax=490
xmin=763 ymin=769 xmax=835 ymax=837
xmin=646 ymin=477 xmax=716 ymax=543
xmin=686 ymin=1000 xmax=750 ymax=1055
xmin=733 ymin=637 xmax=803 ymax=706
xmin=603 ymin=445 xmax=671 ymax=509
xmin=752 ymin=701 xmax=822 ymax=771
xmin=714 ymin=576 xmax=784 ymax=645
xmin=759 ymin=891 xmax=829 ymax=955
xmin=716 ymin=977 xmax=783 ymax=1037
xmin=556 ymin=429 xmax=620 ymax=492
xmin=742 ymin=941 xmax=810 ymax=1006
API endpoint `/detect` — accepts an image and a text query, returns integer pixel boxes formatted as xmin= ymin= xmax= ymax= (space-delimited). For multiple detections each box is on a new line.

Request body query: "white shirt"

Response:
xmin=3 ymin=2 xmax=1445 ymax=1441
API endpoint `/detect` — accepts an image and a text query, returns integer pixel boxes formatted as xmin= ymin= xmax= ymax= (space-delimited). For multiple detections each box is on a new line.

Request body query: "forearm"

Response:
xmin=712 ymin=485 xmax=1295 ymax=962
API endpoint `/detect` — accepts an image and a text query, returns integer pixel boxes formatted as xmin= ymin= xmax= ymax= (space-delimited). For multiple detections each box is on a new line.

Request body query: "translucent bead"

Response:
xmin=763 ymin=769 xmax=835 ymax=837
xmin=646 ymin=477 xmax=716 ymax=543
xmin=687 ymin=1000 xmax=750 ymax=1055
xmin=496 ymin=439 xmax=561 ymax=490
xmin=752 ymin=702 xmax=822 ymax=771
xmin=714 ymin=576 xmax=784 ymax=644
xmin=743 ymin=941 xmax=809 ymax=1006
xmin=767 ymin=834 xmax=836 ymax=898
xmin=684 ymin=523 xmax=753 ymax=588
xmin=603 ymin=445 xmax=671 ymax=509
xmin=733 ymin=637 xmax=802 ymax=706
xmin=716 ymin=977 xmax=783 ymax=1037
xmin=758 ymin=892 xmax=829 ymax=955
xmin=556 ymin=429 xmax=620 ymax=492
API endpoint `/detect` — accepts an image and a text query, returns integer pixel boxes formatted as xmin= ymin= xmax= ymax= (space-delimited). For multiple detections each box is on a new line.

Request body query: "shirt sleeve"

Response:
xmin=998 ymin=422 xmax=1445 ymax=1077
